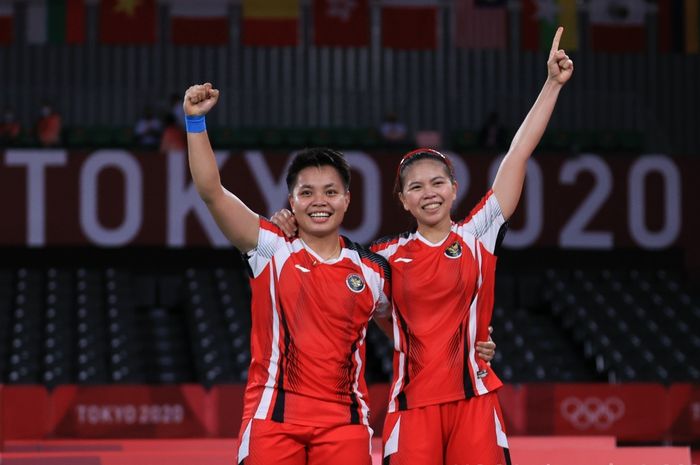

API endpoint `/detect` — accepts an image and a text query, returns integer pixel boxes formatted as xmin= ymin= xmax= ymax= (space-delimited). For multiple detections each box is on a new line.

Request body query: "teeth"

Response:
xmin=423 ymin=203 xmax=441 ymax=210
xmin=310 ymin=212 xmax=330 ymax=218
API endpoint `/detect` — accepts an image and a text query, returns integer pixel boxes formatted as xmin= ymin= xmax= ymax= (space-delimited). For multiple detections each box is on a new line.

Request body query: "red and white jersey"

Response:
xmin=370 ymin=190 xmax=506 ymax=412
xmin=242 ymin=218 xmax=391 ymax=427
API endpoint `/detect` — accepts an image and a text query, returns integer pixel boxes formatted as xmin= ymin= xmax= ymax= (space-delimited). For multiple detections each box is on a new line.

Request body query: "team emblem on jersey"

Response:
xmin=346 ymin=273 xmax=366 ymax=293
xmin=444 ymin=241 xmax=462 ymax=258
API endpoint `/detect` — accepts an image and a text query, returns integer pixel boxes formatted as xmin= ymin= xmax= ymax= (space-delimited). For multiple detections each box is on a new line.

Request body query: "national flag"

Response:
xmin=314 ymin=0 xmax=370 ymax=47
xmin=0 ymin=4 xmax=13 ymax=45
xmin=100 ymin=0 xmax=157 ymax=44
xmin=26 ymin=0 xmax=86 ymax=45
xmin=455 ymin=0 xmax=508 ymax=49
xmin=658 ymin=0 xmax=700 ymax=54
xmin=589 ymin=0 xmax=647 ymax=52
xmin=521 ymin=0 xmax=578 ymax=51
xmin=381 ymin=0 xmax=438 ymax=50
xmin=242 ymin=0 xmax=299 ymax=47
xmin=169 ymin=1 xmax=229 ymax=45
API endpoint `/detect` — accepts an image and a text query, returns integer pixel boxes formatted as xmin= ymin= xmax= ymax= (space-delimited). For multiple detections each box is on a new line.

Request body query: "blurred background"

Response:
xmin=0 ymin=0 xmax=699 ymax=463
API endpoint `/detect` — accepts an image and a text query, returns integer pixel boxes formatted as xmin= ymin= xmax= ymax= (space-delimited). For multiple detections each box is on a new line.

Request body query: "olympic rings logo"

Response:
xmin=559 ymin=396 xmax=626 ymax=430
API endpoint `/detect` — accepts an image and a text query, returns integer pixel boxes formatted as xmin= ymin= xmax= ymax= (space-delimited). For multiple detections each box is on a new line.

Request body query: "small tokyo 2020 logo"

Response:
xmin=559 ymin=396 xmax=626 ymax=430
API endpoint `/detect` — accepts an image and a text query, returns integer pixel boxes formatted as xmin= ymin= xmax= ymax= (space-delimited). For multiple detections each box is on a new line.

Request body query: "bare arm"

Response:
xmin=184 ymin=83 xmax=259 ymax=253
xmin=492 ymin=27 xmax=574 ymax=220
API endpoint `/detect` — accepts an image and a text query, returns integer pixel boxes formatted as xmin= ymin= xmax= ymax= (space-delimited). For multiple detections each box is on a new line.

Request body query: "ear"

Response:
xmin=288 ymin=194 xmax=296 ymax=214
xmin=451 ymin=181 xmax=458 ymax=202
xmin=343 ymin=190 xmax=351 ymax=212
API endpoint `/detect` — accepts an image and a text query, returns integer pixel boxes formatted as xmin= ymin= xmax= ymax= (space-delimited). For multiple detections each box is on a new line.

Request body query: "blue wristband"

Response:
xmin=185 ymin=114 xmax=206 ymax=133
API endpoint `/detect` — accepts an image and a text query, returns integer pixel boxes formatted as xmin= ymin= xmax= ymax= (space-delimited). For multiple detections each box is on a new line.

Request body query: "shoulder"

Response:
xmin=343 ymin=237 xmax=391 ymax=280
xmin=369 ymin=230 xmax=413 ymax=254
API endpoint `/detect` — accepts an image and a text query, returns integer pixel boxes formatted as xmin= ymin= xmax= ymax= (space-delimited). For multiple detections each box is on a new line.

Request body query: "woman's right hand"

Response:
xmin=270 ymin=208 xmax=298 ymax=238
xmin=183 ymin=82 xmax=220 ymax=116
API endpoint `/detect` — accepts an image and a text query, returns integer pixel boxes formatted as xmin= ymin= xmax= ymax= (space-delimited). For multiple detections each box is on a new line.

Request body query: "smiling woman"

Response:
xmin=182 ymin=83 xmax=391 ymax=465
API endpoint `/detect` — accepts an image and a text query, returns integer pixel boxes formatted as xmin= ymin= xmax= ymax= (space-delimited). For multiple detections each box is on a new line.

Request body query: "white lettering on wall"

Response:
xmin=5 ymin=149 xmax=67 ymax=246
xmin=80 ymin=150 xmax=142 ymax=246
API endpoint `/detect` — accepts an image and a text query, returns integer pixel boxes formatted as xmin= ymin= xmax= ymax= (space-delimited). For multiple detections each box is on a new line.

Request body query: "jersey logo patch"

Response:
xmin=295 ymin=264 xmax=311 ymax=273
xmin=477 ymin=369 xmax=489 ymax=379
xmin=346 ymin=273 xmax=366 ymax=293
xmin=394 ymin=257 xmax=413 ymax=263
xmin=444 ymin=241 xmax=462 ymax=259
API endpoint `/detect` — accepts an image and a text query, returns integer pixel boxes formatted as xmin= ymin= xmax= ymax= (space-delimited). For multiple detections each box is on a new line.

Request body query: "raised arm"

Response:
xmin=492 ymin=27 xmax=573 ymax=219
xmin=184 ymin=83 xmax=259 ymax=252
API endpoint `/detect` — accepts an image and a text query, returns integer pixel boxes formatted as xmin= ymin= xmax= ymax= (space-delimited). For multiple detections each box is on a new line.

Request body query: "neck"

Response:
xmin=298 ymin=230 xmax=342 ymax=260
xmin=417 ymin=217 xmax=453 ymax=243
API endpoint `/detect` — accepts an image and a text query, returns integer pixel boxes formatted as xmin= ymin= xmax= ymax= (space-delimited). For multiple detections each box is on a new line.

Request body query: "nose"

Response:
xmin=311 ymin=193 xmax=328 ymax=206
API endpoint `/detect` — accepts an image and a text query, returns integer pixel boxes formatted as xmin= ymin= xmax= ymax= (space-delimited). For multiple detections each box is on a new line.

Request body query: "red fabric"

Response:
xmin=242 ymin=221 xmax=389 ymax=427
xmin=171 ymin=18 xmax=228 ymax=45
xmin=370 ymin=191 xmax=505 ymax=412
xmin=99 ymin=0 xmax=156 ymax=44
xmin=381 ymin=6 xmax=437 ymax=50
xmin=313 ymin=0 xmax=370 ymax=47
xmin=242 ymin=18 xmax=297 ymax=46
xmin=382 ymin=394 xmax=509 ymax=464
xmin=0 ymin=14 xmax=11 ymax=45
xmin=237 ymin=419 xmax=372 ymax=465
xmin=66 ymin=0 xmax=86 ymax=44
xmin=159 ymin=126 xmax=186 ymax=153
xmin=37 ymin=113 xmax=62 ymax=146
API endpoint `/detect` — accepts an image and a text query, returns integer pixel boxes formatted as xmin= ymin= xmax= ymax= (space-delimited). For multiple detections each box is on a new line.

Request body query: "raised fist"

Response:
xmin=183 ymin=82 xmax=220 ymax=116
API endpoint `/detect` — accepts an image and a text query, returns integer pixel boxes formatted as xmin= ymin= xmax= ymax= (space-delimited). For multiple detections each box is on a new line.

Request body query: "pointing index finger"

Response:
xmin=550 ymin=26 xmax=563 ymax=56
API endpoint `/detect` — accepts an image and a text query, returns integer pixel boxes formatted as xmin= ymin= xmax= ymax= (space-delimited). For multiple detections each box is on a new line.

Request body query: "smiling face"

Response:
xmin=289 ymin=165 xmax=350 ymax=239
xmin=398 ymin=158 xmax=457 ymax=230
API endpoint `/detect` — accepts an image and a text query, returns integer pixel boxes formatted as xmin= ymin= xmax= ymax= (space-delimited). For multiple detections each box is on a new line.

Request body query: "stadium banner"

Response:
xmin=0 ymin=385 xmax=50 ymax=439
xmin=1 ymin=383 xmax=699 ymax=440
xmin=549 ymin=383 xmax=668 ymax=441
xmin=668 ymin=383 xmax=700 ymax=442
xmin=0 ymin=149 xmax=698 ymax=264
xmin=210 ymin=384 xmax=244 ymax=437
xmin=47 ymin=385 xmax=212 ymax=438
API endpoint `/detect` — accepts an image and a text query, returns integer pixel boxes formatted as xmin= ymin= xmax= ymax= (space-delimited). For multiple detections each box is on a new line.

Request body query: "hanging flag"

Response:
xmin=521 ymin=0 xmax=578 ymax=51
xmin=100 ymin=0 xmax=157 ymax=44
xmin=26 ymin=0 xmax=86 ymax=45
xmin=589 ymin=0 xmax=646 ymax=52
xmin=242 ymin=0 xmax=299 ymax=47
xmin=314 ymin=0 xmax=370 ymax=47
xmin=658 ymin=0 xmax=700 ymax=54
xmin=455 ymin=0 xmax=507 ymax=49
xmin=381 ymin=0 xmax=438 ymax=50
xmin=170 ymin=1 xmax=229 ymax=45
xmin=0 ymin=4 xmax=13 ymax=45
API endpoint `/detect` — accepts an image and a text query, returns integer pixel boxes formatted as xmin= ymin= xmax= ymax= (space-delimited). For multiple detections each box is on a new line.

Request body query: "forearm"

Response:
xmin=507 ymin=79 xmax=563 ymax=162
xmin=493 ymin=79 xmax=562 ymax=218
xmin=187 ymin=131 xmax=224 ymax=203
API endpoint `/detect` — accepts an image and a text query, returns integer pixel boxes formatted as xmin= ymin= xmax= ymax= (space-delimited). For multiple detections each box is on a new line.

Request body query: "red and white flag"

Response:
xmin=455 ymin=0 xmax=507 ymax=49
xmin=589 ymin=0 xmax=647 ymax=52
xmin=314 ymin=0 xmax=370 ymax=47
xmin=170 ymin=1 xmax=229 ymax=45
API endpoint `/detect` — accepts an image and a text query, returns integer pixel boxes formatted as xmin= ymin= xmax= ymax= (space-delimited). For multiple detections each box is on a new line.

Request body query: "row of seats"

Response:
xmin=545 ymin=268 xmax=700 ymax=382
xmin=1 ymin=265 xmax=697 ymax=385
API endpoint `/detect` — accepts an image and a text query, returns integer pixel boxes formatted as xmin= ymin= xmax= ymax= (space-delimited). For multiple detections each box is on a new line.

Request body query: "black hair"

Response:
xmin=393 ymin=148 xmax=455 ymax=196
xmin=285 ymin=147 xmax=351 ymax=194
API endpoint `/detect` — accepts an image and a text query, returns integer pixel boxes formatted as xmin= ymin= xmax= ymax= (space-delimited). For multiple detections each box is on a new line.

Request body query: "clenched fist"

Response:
xmin=183 ymin=83 xmax=220 ymax=116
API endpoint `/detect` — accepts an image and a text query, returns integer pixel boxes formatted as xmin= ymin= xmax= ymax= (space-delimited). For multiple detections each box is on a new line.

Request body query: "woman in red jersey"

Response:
xmin=184 ymin=85 xmax=392 ymax=465
xmin=273 ymin=27 xmax=573 ymax=465
xmin=374 ymin=26 xmax=572 ymax=465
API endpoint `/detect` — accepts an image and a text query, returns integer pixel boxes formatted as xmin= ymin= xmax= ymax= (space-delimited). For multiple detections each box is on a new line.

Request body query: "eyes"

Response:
xmin=298 ymin=189 xmax=340 ymax=197
xmin=407 ymin=179 xmax=447 ymax=191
